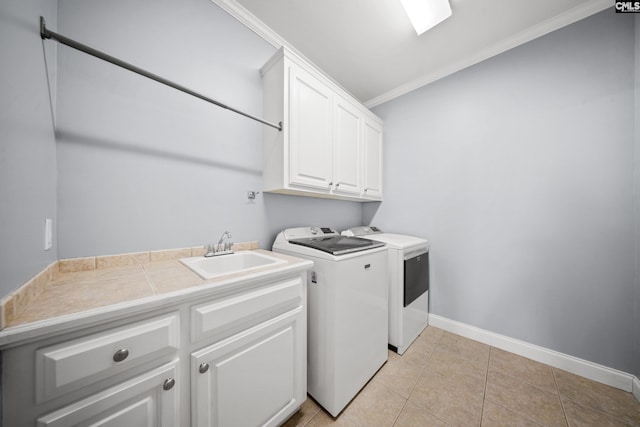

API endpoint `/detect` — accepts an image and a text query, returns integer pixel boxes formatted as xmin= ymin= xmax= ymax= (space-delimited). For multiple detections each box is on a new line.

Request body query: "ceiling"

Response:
xmin=213 ymin=0 xmax=610 ymax=107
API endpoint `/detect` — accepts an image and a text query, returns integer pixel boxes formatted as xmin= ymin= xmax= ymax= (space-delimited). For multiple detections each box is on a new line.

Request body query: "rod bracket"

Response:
xmin=40 ymin=16 xmax=50 ymax=40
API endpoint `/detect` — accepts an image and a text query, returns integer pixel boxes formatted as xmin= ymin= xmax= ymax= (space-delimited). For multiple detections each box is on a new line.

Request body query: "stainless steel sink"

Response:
xmin=180 ymin=251 xmax=287 ymax=280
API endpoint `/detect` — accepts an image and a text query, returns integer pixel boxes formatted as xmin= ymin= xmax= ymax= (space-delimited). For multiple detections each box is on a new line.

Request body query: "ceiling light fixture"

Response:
xmin=400 ymin=0 xmax=452 ymax=35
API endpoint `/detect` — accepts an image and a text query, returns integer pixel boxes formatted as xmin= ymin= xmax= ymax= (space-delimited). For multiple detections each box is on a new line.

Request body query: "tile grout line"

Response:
xmin=492 ymin=363 xmax=561 ymax=395
xmin=404 ymin=357 xmax=426 ymax=403
xmin=479 ymin=346 xmax=492 ymax=426
xmin=477 ymin=346 xmax=548 ymax=427
xmin=422 ymin=334 xmax=458 ymax=426
xmin=140 ymin=264 xmax=159 ymax=296
xmin=486 ymin=346 xmax=565 ymax=395
xmin=390 ymin=399 xmax=409 ymax=427
xmin=299 ymin=401 xmax=319 ymax=427
xmin=561 ymin=394 xmax=638 ymax=426
xmin=393 ymin=330 xmax=451 ymax=426
xmin=553 ymin=367 xmax=640 ymax=425
xmin=349 ymin=375 xmax=406 ymax=427
xmin=415 ymin=332 xmax=457 ymax=427
xmin=409 ymin=342 xmax=436 ymax=396
xmin=481 ymin=399 xmax=546 ymax=427
xmin=552 ymin=367 xmax=571 ymax=426
xmin=369 ymin=374 xmax=414 ymax=426
xmin=301 ymin=399 xmax=323 ymax=427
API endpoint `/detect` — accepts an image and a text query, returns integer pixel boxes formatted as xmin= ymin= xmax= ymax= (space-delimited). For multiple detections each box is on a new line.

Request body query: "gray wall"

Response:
xmin=369 ymin=11 xmax=637 ymax=373
xmin=0 ymin=1 xmax=58 ymax=297
xmin=55 ymin=0 xmax=361 ymax=259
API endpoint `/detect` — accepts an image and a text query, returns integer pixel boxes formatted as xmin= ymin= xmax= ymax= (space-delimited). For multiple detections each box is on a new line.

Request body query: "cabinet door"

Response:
xmin=288 ymin=64 xmax=333 ymax=191
xmin=363 ymin=118 xmax=383 ymax=200
xmin=332 ymin=96 xmax=362 ymax=196
xmin=192 ymin=307 xmax=305 ymax=427
xmin=37 ymin=361 xmax=179 ymax=427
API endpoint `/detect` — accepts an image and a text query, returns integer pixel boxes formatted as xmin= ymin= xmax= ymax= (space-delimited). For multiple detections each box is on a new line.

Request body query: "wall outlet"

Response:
xmin=44 ymin=218 xmax=52 ymax=251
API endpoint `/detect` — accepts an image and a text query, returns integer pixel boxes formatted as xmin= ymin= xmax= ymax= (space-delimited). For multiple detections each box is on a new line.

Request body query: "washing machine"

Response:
xmin=343 ymin=226 xmax=429 ymax=355
xmin=272 ymin=226 xmax=388 ymax=417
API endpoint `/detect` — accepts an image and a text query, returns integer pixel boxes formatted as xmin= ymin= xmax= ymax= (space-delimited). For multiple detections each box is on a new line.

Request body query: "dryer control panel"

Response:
xmin=342 ymin=226 xmax=383 ymax=237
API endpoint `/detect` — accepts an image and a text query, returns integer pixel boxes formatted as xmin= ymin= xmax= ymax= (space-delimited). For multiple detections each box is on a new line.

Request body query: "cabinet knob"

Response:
xmin=364 ymin=188 xmax=369 ymax=192
xmin=113 ymin=348 xmax=129 ymax=362
xmin=335 ymin=182 xmax=340 ymax=187
xmin=163 ymin=378 xmax=175 ymax=391
xmin=328 ymin=182 xmax=333 ymax=188
xmin=199 ymin=362 xmax=210 ymax=374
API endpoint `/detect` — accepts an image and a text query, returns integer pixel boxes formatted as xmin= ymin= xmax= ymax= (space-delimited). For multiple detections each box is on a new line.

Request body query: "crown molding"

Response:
xmin=211 ymin=0 xmax=611 ymax=109
xmin=210 ymin=0 xmax=363 ymax=103
xmin=209 ymin=0 xmax=282 ymax=48
xmin=364 ymin=0 xmax=611 ymax=107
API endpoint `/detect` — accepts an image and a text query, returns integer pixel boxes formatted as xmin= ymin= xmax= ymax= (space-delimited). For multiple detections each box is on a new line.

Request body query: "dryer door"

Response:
xmin=404 ymin=250 xmax=429 ymax=307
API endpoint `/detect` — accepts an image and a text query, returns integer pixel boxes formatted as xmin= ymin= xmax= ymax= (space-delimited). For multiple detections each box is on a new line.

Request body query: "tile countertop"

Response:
xmin=0 ymin=245 xmax=312 ymax=346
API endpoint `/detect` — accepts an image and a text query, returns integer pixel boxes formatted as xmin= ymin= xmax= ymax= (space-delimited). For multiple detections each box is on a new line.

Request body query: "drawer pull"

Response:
xmin=199 ymin=362 xmax=210 ymax=374
xmin=112 ymin=349 xmax=129 ymax=362
xmin=163 ymin=378 xmax=175 ymax=391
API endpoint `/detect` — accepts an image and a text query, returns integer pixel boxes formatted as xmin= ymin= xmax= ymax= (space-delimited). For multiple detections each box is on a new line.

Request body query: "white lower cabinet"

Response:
xmin=192 ymin=307 xmax=305 ymax=427
xmin=36 ymin=361 xmax=179 ymax=427
xmin=1 ymin=271 xmax=308 ymax=427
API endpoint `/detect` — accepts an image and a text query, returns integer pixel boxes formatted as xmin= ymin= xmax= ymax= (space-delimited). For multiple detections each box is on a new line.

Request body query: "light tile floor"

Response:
xmin=283 ymin=326 xmax=640 ymax=427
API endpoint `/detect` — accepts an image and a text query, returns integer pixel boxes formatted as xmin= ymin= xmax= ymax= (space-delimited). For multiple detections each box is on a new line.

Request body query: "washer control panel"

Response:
xmin=283 ymin=227 xmax=338 ymax=240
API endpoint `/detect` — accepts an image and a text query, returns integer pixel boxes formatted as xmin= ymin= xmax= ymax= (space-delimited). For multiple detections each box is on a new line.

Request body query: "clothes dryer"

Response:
xmin=343 ymin=226 xmax=429 ymax=355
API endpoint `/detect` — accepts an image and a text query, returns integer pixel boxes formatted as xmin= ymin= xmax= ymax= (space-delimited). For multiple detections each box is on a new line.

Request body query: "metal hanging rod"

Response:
xmin=39 ymin=16 xmax=282 ymax=131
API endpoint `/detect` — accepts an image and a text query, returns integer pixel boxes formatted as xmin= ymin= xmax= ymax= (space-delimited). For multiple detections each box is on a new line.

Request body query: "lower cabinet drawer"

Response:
xmin=35 ymin=312 xmax=180 ymax=403
xmin=191 ymin=277 xmax=303 ymax=342
xmin=36 ymin=361 xmax=180 ymax=427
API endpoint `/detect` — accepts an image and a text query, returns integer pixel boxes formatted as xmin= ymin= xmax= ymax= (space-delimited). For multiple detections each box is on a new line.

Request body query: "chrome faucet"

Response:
xmin=205 ymin=231 xmax=234 ymax=257
xmin=218 ymin=231 xmax=232 ymax=250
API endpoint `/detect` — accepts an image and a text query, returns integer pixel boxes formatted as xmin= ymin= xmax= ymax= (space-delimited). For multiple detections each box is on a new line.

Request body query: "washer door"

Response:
xmin=404 ymin=251 xmax=429 ymax=307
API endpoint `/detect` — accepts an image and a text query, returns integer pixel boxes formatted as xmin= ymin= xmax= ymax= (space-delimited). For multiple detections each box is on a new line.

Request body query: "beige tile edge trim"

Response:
xmin=0 ymin=241 xmax=260 ymax=329
xmin=1 ymin=261 xmax=59 ymax=329
xmin=58 ymin=241 xmax=259 ymax=272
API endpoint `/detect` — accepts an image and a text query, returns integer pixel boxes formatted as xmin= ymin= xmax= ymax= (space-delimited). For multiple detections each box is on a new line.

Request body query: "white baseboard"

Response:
xmin=428 ymin=314 xmax=636 ymax=395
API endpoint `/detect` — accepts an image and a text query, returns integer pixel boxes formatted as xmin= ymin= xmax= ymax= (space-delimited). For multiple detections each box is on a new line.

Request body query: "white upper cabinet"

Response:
xmin=261 ymin=47 xmax=383 ymax=202
xmin=362 ymin=118 xmax=383 ymax=200
xmin=289 ymin=64 xmax=334 ymax=191
xmin=333 ymin=95 xmax=362 ymax=197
